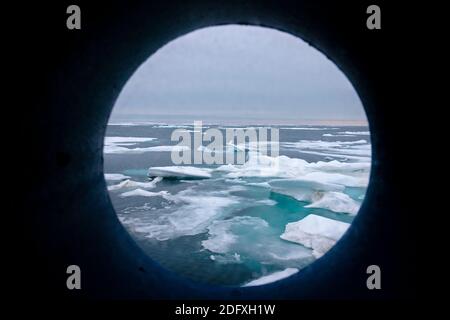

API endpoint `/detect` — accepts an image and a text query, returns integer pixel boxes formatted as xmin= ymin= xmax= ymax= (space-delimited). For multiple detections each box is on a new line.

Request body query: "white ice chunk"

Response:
xmin=104 ymin=173 xmax=131 ymax=181
xmin=120 ymin=188 xmax=171 ymax=198
xmin=280 ymin=127 xmax=335 ymax=130
xmin=280 ymin=214 xmax=350 ymax=258
xmin=104 ymin=145 xmax=189 ymax=154
xmin=202 ymin=216 xmax=313 ymax=265
xmin=108 ymin=177 xmax=162 ymax=191
xmin=133 ymin=193 xmax=238 ymax=240
xmin=268 ymin=178 xmax=345 ymax=193
xmin=281 ymin=139 xmax=371 ymax=161
xmin=217 ymin=152 xmax=369 ymax=185
xmin=256 ymin=199 xmax=277 ymax=206
xmin=305 ymin=191 xmax=360 ymax=215
xmin=148 ymin=166 xmax=212 ymax=179
xmin=242 ymin=268 xmax=299 ymax=287
xmin=104 ymin=137 xmax=157 ymax=145
xmin=323 ymin=133 xmax=354 ymax=137
xmin=140 ymin=145 xmax=190 ymax=152
xmin=201 ymin=216 xmax=266 ymax=254
xmin=338 ymin=131 xmax=370 ymax=135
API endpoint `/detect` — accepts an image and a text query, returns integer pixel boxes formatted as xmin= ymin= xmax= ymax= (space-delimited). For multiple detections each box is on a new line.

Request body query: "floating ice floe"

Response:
xmin=268 ymin=178 xmax=344 ymax=193
xmin=282 ymin=139 xmax=371 ymax=162
xmin=209 ymin=253 xmax=242 ymax=264
xmin=148 ymin=166 xmax=213 ymax=179
xmin=338 ymin=131 xmax=370 ymax=135
xmin=104 ymin=136 xmax=159 ymax=153
xmin=305 ymin=191 xmax=360 ymax=215
xmin=322 ymin=133 xmax=354 ymax=137
xmin=120 ymin=188 xmax=170 ymax=197
xmin=242 ymin=268 xmax=299 ymax=287
xmin=108 ymin=177 xmax=163 ymax=191
xmin=120 ymin=189 xmax=171 ymax=198
xmin=125 ymin=190 xmax=240 ymax=240
xmin=201 ymin=216 xmax=264 ymax=254
xmin=107 ymin=122 xmax=160 ymax=126
xmin=152 ymin=124 xmax=192 ymax=128
xmin=215 ymin=152 xmax=368 ymax=214
xmin=267 ymin=180 xmax=359 ymax=214
xmin=104 ymin=144 xmax=190 ymax=154
xmin=280 ymin=214 xmax=350 ymax=258
xmin=299 ymin=171 xmax=367 ymax=188
xmin=307 ymin=160 xmax=369 ymax=173
xmin=180 ymin=129 xmax=203 ymax=133
xmin=202 ymin=216 xmax=313 ymax=265
xmin=256 ymin=199 xmax=277 ymax=206
xmin=104 ymin=137 xmax=157 ymax=145
xmin=145 ymin=145 xmax=191 ymax=152
xmin=104 ymin=173 xmax=131 ymax=181
xmin=217 ymin=153 xmax=369 ymax=186
xmin=154 ymin=124 xmax=212 ymax=129
xmin=280 ymin=127 xmax=336 ymax=130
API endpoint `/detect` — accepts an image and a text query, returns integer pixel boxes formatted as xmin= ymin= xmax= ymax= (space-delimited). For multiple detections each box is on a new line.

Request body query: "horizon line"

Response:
xmin=109 ymin=114 xmax=368 ymax=126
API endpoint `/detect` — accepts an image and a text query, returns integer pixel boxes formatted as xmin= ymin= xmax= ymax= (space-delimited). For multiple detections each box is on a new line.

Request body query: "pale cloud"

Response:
xmin=112 ymin=25 xmax=365 ymax=122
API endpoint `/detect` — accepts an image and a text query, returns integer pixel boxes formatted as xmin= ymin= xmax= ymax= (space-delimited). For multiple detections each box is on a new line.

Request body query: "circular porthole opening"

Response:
xmin=103 ymin=25 xmax=371 ymax=287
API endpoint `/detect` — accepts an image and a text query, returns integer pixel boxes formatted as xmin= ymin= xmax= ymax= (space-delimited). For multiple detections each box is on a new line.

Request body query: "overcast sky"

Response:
xmin=112 ymin=25 xmax=366 ymax=124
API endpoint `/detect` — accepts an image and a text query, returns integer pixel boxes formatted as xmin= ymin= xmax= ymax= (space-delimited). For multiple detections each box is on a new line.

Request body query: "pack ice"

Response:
xmin=280 ymin=214 xmax=350 ymax=258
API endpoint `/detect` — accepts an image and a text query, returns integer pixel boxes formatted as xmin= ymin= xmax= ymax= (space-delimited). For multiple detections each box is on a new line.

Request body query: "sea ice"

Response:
xmin=104 ymin=137 xmax=157 ymax=145
xmin=305 ymin=191 xmax=360 ymax=215
xmin=120 ymin=189 xmax=171 ymax=198
xmin=104 ymin=145 xmax=190 ymax=154
xmin=242 ymin=268 xmax=299 ymax=286
xmin=280 ymin=214 xmax=350 ymax=258
xmin=148 ymin=166 xmax=213 ymax=179
xmin=202 ymin=216 xmax=313 ymax=265
xmin=108 ymin=177 xmax=162 ymax=191
xmin=217 ymin=152 xmax=369 ymax=183
xmin=124 ymin=189 xmax=241 ymax=240
xmin=338 ymin=131 xmax=370 ymax=135
xmin=215 ymin=152 xmax=368 ymax=214
xmin=281 ymin=139 xmax=371 ymax=161
xmin=104 ymin=173 xmax=131 ymax=181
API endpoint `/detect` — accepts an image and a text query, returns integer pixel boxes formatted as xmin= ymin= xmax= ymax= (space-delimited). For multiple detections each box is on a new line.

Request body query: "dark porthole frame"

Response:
xmin=19 ymin=1 xmax=414 ymax=300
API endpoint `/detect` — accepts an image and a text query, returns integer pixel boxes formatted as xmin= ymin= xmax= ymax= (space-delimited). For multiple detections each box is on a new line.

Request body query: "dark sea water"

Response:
xmin=104 ymin=121 xmax=371 ymax=286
